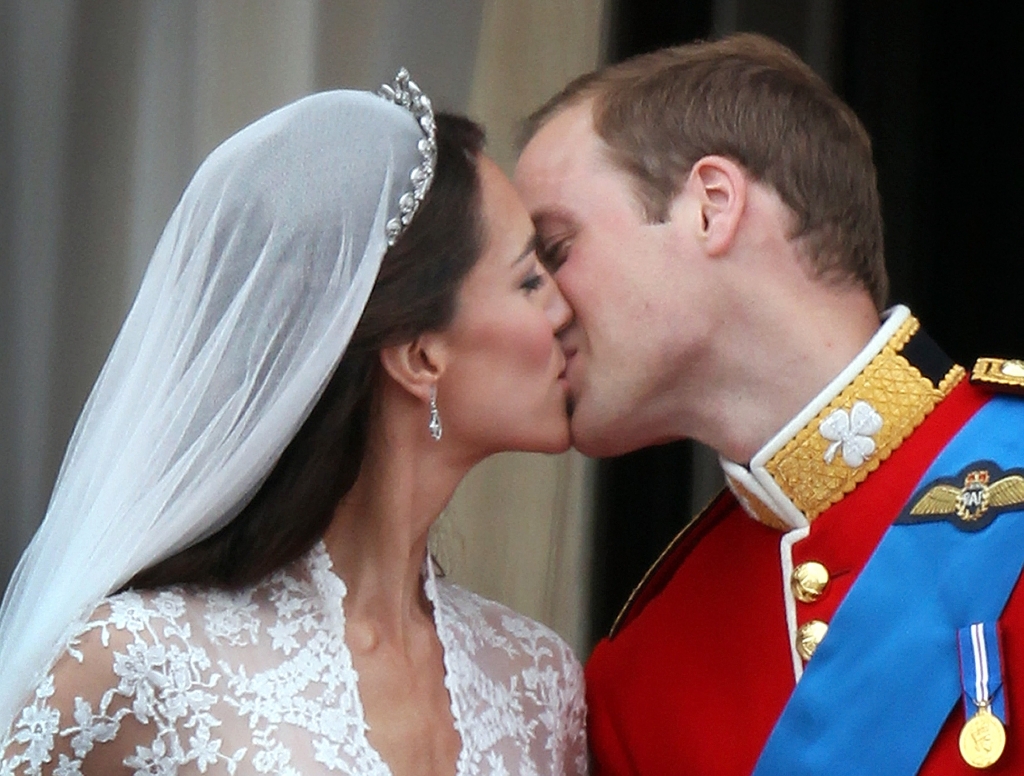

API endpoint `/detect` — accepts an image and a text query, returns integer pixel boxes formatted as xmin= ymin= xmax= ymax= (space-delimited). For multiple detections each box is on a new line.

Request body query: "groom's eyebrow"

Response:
xmin=512 ymin=234 xmax=540 ymax=266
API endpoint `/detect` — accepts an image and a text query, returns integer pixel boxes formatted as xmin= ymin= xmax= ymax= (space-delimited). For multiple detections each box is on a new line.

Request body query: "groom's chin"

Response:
xmin=568 ymin=406 xmax=655 ymax=458
xmin=568 ymin=416 xmax=615 ymax=459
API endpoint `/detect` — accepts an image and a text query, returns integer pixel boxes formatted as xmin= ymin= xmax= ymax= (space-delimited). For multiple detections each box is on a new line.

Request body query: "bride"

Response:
xmin=0 ymin=73 xmax=587 ymax=776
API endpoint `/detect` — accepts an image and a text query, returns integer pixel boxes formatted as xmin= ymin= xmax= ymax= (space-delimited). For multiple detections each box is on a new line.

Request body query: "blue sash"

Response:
xmin=753 ymin=396 xmax=1024 ymax=775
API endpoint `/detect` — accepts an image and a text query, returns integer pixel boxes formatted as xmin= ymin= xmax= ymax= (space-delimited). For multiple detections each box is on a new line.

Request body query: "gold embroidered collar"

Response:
xmin=721 ymin=306 xmax=965 ymax=531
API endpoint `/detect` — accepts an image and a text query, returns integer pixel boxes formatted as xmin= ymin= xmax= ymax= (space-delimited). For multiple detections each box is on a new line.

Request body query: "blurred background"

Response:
xmin=2 ymin=0 xmax=1022 ymax=660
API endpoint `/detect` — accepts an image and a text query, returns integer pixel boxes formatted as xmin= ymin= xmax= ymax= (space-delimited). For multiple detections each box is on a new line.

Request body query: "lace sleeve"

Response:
xmin=0 ymin=601 xmax=161 ymax=776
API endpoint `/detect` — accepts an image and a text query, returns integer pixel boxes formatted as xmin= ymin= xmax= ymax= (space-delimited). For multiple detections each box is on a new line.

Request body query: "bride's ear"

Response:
xmin=379 ymin=333 xmax=447 ymax=402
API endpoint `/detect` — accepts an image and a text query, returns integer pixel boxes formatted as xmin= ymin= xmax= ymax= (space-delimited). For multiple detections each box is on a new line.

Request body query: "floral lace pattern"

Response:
xmin=1 ymin=544 xmax=587 ymax=775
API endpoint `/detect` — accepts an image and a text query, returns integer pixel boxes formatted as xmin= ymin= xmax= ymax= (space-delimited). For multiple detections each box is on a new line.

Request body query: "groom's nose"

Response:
xmin=545 ymin=279 xmax=573 ymax=335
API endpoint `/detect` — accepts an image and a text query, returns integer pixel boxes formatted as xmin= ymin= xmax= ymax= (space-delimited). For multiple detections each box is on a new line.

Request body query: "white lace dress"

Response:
xmin=0 ymin=543 xmax=588 ymax=775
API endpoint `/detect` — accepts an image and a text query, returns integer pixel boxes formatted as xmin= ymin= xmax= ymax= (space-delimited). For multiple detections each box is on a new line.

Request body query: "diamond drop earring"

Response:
xmin=428 ymin=384 xmax=442 ymax=441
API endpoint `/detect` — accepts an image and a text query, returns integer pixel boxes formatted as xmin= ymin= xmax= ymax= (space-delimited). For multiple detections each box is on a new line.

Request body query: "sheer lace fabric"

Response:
xmin=0 ymin=543 xmax=588 ymax=776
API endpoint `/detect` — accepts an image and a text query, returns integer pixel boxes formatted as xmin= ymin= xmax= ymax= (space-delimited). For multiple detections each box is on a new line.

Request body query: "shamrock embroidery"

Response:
xmin=819 ymin=400 xmax=883 ymax=467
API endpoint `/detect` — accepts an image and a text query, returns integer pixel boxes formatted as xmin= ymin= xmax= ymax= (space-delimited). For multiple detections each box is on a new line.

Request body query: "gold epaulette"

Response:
xmin=971 ymin=357 xmax=1024 ymax=395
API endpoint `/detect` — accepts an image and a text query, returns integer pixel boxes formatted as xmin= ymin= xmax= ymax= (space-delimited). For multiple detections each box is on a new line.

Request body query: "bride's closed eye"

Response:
xmin=519 ymin=264 xmax=546 ymax=293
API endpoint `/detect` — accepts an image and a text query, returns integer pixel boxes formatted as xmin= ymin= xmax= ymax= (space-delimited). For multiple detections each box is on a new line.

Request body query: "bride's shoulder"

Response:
xmin=45 ymin=585 xmax=217 ymax=693
xmin=75 ymin=584 xmax=220 ymax=647
xmin=57 ymin=586 xmax=195 ymax=661
xmin=46 ymin=580 xmax=270 ymax=702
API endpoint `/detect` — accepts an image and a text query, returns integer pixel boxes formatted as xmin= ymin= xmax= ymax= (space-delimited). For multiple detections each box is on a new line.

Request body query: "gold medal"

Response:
xmin=959 ymin=706 xmax=1006 ymax=769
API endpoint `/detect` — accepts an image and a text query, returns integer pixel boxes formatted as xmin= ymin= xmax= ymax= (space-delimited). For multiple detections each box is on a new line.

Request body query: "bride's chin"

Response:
xmin=545 ymin=431 xmax=572 ymax=455
xmin=517 ymin=417 xmax=572 ymax=455
xmin=541 ymin=418 xmax=572 ymax=454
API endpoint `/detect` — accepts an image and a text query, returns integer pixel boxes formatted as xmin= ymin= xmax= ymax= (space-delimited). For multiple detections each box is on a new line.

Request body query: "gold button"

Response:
xmin=796 ymin=620 xmax=829 ymax=661
xmin=791 ymin=561 xmax=830 ymax=603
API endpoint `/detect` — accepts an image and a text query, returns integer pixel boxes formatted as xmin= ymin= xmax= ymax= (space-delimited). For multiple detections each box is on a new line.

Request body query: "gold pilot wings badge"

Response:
xmin=971 ymin=358 xmax=1024 ymax=395
xmin=897 ymin=462 xmax=1024 ymax=532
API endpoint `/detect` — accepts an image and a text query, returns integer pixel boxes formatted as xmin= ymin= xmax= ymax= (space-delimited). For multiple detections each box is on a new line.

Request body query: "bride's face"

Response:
xmin=438 ymin=155 xmax=573 ymax=455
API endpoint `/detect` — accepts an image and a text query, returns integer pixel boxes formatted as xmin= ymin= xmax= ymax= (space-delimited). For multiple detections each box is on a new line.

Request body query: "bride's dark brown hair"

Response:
xmin=125 ymin=113 xmax=485 ymax=591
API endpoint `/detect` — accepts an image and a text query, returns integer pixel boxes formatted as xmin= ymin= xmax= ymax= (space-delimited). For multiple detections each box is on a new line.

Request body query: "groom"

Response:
xmin=515 ymin=33 xmax=1024 ymax=775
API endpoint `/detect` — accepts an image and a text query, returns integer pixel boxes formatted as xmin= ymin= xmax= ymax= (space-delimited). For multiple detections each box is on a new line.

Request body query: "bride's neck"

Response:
xmin=321 ymin=407 xmax=469 ymax=642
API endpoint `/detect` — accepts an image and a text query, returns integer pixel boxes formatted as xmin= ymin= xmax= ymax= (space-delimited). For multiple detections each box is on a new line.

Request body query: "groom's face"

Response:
xmin=515 ymin=101 xmax=697 ymax=457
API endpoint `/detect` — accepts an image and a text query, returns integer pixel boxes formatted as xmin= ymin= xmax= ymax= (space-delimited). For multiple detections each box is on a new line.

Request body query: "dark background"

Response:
xmin=589 ymin=0 xmax=1024 ymax=648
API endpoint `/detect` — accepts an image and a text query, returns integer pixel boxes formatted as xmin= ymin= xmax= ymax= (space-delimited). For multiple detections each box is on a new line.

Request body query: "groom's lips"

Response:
xmin=558 ymin=346 xmax=576 ymax=381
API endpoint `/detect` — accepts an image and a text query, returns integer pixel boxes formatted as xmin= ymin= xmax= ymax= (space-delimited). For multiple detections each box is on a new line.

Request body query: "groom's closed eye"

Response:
xmin=537 ymin=237 xmax=571 ymax=273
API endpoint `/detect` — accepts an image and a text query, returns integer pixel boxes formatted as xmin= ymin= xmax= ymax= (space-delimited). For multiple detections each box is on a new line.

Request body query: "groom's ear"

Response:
xmin=684 ymin=154 xmax=747 ymax=257
xmin=379 ymin=333 xmax=447 ymax=402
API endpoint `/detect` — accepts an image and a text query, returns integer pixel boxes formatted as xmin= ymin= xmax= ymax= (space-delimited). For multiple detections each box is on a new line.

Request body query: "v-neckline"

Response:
xmin=308 ymin=541 xmax=467 ymax=776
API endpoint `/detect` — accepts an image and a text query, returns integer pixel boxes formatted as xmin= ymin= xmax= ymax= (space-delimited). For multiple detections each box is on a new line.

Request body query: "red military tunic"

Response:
xmin=586 ymin=308 xmax=1024 ymax=774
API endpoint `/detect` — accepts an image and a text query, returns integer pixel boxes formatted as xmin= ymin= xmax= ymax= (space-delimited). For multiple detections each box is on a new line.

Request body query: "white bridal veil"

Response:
xmin=0 ymin=73 xmax=436 ymax=735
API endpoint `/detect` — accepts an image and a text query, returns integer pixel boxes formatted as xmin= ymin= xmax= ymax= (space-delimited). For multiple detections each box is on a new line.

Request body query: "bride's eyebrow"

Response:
xmin=511 ymin=233 xmax=540 ymax=266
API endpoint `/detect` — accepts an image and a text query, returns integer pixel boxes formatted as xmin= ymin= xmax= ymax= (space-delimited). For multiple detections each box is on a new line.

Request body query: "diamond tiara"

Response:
xmin=378 ymin=69 xmax=438 ymax=246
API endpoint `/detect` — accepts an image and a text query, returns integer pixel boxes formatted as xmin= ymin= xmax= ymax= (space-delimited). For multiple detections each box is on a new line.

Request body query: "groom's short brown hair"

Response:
xmin=522 ymin=33 xmax=888 ymax=310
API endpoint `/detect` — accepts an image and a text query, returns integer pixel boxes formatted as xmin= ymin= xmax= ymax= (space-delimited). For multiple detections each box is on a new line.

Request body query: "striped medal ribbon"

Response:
xmin=958 ymin=622 xmax=1007 ymax=768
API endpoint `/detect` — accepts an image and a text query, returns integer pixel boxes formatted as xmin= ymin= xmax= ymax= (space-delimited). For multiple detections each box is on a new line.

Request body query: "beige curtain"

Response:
xmin=0 ymin=0 xmax=607 ymax=656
